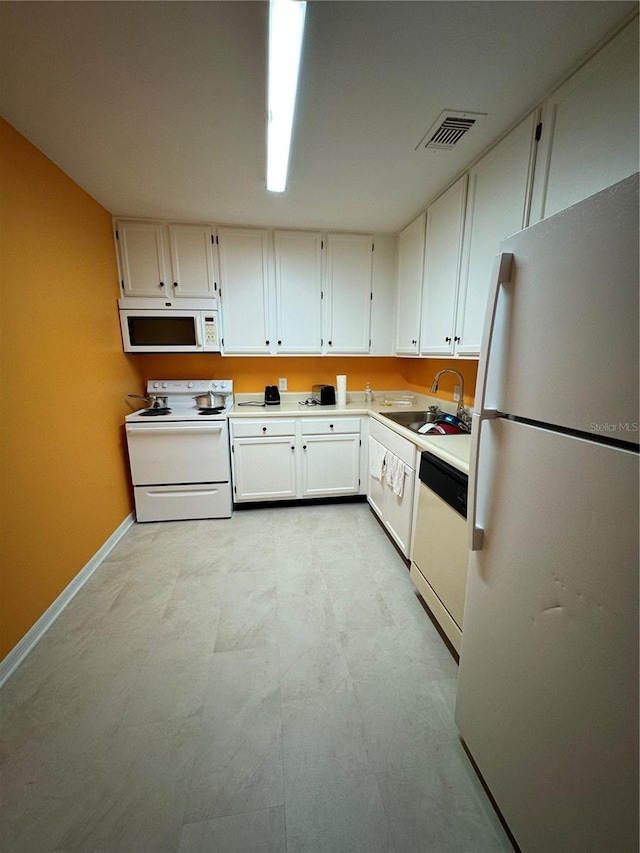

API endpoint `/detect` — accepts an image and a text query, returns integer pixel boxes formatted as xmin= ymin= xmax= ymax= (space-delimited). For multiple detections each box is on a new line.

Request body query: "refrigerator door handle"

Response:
xmin=468 ymin=252 xmax=512 ymax=552
xmin=468 ymin=411 xmax=499 ymax=551
xmin=474 ymin=252 xmax=513 ymax=416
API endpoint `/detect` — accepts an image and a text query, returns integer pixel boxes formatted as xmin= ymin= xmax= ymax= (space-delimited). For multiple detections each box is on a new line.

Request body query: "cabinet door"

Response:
xmin=117 ymin=221 xmax=168 ymax=298
xmin=325 ymin=233 xmax=373 ymax=354
xmin=218 ymin=227 xmax=271 ymax=354
xmin=531 ymin=21 xmax=639 ymax=223
xmin=274 ymin=230 xmax=323 ymax=354
xmin=384 ymin=464 xmax=415 ymax=559
xmin=232 ymin=436 xmax=297 ymax=501
xmin=168 ymin=224 xmax=217 ymax=299
xmin=456 ymin=112 xmax=537 ymax=356
xmin=366 ymin=437 xmax=386 ymax=519
xmin=300 ymin=434 xmax=361 ymax=497
xmin=395 ymin=213 xmax=425 ymax=354
xmin=420 ymin=177 xmax=467 ymax=356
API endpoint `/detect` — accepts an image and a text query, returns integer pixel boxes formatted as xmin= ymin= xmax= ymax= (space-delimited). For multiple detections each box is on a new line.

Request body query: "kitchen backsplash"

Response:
xmin=137 ymin=354 xmax=478 ymax=407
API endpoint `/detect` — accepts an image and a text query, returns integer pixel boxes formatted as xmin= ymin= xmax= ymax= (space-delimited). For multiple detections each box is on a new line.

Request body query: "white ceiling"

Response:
xmin=1 ymin=1 xmax=636 ymax=233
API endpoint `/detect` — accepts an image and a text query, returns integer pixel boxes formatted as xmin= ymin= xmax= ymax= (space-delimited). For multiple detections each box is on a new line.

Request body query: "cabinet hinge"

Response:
xmin=359 ymin=439 xmax=362 ymax=447
xmin=535 ymin=122 xmax=543 ymax=142
xmin=120 ymin=280 xmax=125 ymax=290
xmin=321 ymin=338 xmax=324 ymax=347
xmin=321 ymin=240 xmax=324 ymax=249
xmin=370 ymin=292 xmax=373 ymax=300
xmin=221 ymin=337 xmax=224 ymax=346
xmin=219 ymin=288 xmax=222 ymax=299
xmin=211 ymin=234 xmax=215 ymax=244
xmin=321 ymin=290 xmax=324 ymax=300
xmin=371 ymin=242 xmax=374 ymax=252
xmin=231 ymin=444 xmax=234 ymax=453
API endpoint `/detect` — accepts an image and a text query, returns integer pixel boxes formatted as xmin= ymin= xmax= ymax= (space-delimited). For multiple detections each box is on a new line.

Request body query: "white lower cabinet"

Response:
xmin=367 ymin=419 xmax=417 ymax=558
xmin=230 ymin=417 xmax=362 ymax=502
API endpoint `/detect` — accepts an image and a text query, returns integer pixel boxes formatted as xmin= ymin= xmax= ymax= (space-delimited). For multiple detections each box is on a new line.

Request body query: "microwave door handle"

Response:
xmin=194 ymin=316 xmax=203 ymax=348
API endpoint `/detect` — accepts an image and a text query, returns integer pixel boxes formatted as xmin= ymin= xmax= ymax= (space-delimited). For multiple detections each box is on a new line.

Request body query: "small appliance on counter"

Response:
xmin=311 ymin=384 xmax=336 ymax=405
xmin=264 ymin=385 xmax=281 ymax=405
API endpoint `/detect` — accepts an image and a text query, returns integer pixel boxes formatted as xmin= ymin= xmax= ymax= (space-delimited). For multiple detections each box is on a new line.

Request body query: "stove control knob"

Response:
xmin=152 ymin=382 xmax=160 ymax=389
xmin=212 ymin=382 xmax=219 ymax=390
xmin=162 ymin=383 xmax=168 ymax=388
xmin=188 ymin=382 xmax=194 ymax=388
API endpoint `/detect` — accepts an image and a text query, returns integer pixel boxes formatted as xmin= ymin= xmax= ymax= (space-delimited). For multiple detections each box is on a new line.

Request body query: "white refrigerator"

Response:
xmin=455 ymin=173 xmax=639 ymax=853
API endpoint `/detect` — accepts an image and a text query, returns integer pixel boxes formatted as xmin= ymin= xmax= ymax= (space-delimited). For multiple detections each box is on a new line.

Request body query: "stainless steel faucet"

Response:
xmin=430 ymin=369 xmax=469 ymax=423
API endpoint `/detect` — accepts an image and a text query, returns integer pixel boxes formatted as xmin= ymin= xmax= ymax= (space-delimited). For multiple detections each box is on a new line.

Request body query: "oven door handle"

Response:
xmin=126 ymin=423 xmax=224 ymax=434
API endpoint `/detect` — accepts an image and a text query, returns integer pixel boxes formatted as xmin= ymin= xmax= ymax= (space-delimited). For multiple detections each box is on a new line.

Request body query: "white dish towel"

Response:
xmin=385 ymin=452 xmax=406 ymax=498
xmin=369 ymin=437 xmax=387 ymax=481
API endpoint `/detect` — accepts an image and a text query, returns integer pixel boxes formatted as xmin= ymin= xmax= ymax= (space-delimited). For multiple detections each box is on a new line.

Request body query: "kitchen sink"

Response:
xmin=380 ymin=410 xmax=439 ymax=433
xmin=381 ymin=409 xmax=471 ymax=435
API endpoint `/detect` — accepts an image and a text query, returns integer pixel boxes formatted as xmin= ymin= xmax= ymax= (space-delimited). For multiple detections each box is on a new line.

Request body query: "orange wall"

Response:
xmin=0 ymin=119 xmax=143 ymax=659
xmin=137 ymin=354 xmax=477 ymax=405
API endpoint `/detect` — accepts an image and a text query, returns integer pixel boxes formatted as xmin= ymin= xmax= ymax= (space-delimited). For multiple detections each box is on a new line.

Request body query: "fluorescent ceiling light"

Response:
xmin=267 ymin=0 xmax=307 ymax=193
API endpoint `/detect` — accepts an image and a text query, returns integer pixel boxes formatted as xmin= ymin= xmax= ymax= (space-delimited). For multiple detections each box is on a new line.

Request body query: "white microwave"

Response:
xmin=119 ymin=308 xmax=220 ymax=353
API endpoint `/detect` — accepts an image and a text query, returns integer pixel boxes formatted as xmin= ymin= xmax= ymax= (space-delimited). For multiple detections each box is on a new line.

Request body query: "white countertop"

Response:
xmin=229 ymin=391 xmax=471 ymax=473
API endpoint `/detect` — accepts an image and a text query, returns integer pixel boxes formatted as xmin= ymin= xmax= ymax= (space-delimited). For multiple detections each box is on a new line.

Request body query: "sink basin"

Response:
xmin=381 ymin=410 xmax=470 ymax=435
xmin=380 ymin=410 xmax=438 ymax=433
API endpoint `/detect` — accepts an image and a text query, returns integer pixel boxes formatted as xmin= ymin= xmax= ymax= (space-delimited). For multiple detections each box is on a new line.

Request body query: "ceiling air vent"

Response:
xmin=416 ymin=110 xmax=486 ymax=151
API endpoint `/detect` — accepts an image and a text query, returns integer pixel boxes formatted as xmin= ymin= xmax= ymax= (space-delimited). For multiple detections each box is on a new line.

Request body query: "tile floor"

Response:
xmin=1 ymin=502 xmax=514 ymax=853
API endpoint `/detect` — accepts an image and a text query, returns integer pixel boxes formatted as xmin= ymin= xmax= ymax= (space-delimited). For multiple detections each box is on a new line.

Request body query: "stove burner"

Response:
xmin=199 ymin=407 xmax=224 ymax=415
xmin=139 ymin=407 xmax=172 ymax=417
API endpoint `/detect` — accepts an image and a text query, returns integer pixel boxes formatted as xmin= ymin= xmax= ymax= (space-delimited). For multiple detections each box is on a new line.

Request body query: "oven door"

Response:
xmin=125 ymin=420 xmax=230 ymax=485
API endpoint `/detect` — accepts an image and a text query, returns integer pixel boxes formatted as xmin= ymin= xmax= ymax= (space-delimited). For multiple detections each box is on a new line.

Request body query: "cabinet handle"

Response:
xmin=328 ymin=340 xmax=332 ymax=346
xmin=159 ymin=281 xmax=165 ymax=288
xmin=262 ymin=427 xmax=267 ymax=432
xmin=291 ymin=445 xmax=295 ymax=451
xmin=277 ymin=340 xmax=282 ymax=345
xmin=454 ymin=336 xmax=461 ymax=343
xmin=445 ymin=336 xmax=452 ymax=343
xmin=303 ymin=444 xmax=307 ymax=450
xmin=265 ymin=340 xmax=270 ymax=346
xmin=173 ymin=281 xmax=179 ymax=288
xmin=329 ymin=424 xmax=334 ymax=429
xmin=412 ymin=339 xmax=417 ymax=345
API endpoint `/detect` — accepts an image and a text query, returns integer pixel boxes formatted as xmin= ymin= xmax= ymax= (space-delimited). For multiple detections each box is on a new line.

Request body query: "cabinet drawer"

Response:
xmin=230 ymin=418 xmax=296 ymax=438
xmin=369 ymin=418 xmax=416 ymax=468
xmin=300 ymin=417 xmax=361 ymax=435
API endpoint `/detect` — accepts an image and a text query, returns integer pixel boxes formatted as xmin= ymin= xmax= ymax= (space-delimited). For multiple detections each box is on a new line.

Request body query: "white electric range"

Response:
xmin=125 ymin=380 xmax=234 ymax=522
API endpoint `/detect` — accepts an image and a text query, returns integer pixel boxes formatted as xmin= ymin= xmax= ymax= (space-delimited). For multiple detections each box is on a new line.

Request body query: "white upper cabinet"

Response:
xmin=167 ymin=224 xmax=217 ymax=298
xmin=116 ymin=220 xmax=217 ymax=301
xmin=217 ymin=227 xmax=271 ymax=354
xmin=530 ymin=20 xmax=639 ymax=223
xmin=324 ymin=233 xmax=373 ymax=354
xmin=395 ymin=212 xmax=426 ymax=354
xmin=116 ymin=221 xmax=168 ymax=298
xmin=455 ymin=112 xmax=538 ymax=356
xmin=420 ymin=176 xmax=468 ymax=356
xmin=274 ymin=230 xmax=323 ymax=354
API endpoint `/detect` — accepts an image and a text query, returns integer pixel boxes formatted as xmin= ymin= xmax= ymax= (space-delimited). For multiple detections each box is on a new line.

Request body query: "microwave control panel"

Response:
xmin=204 ymin=315 xmax=218 ymax=347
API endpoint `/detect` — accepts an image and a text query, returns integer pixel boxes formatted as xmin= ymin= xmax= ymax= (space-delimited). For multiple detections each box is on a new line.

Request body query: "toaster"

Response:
xmin=311 ymin=384 xmax=336 ymax=405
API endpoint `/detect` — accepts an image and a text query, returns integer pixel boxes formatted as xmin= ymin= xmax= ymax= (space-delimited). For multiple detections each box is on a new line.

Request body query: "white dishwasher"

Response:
xmin=410 ymin=451 xmax=469 ymax=654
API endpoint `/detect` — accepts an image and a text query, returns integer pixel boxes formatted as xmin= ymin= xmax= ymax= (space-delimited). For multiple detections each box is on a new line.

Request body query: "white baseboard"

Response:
xmin=0 ymin=513 xmax=135 ymax=688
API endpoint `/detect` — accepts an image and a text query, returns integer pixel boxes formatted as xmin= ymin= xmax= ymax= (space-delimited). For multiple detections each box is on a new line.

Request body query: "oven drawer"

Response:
xmin=134 ymin=483 xmax=232 ymax=522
